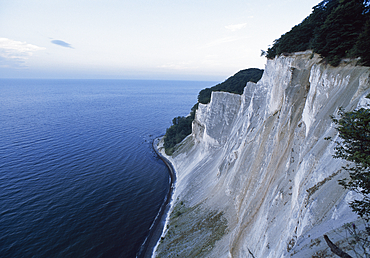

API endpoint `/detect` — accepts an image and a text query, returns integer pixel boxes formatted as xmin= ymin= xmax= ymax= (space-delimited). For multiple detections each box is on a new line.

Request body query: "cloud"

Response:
xmin=224 ymin=23 xmax=247 ymax=32
xmin=158 ymin=61 xmax=195 ymax=70
xmin=51 ymin=40 xmax=73 ymax=48
xmin=202 ymin=36 xmax=250 ymax=48
xmin=0 ymin=38 xmax=45 ymax=68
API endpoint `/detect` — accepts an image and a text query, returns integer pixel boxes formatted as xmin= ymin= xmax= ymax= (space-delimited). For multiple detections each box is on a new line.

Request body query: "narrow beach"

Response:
xmin=137 ymin=137 xmax=176 ymax=258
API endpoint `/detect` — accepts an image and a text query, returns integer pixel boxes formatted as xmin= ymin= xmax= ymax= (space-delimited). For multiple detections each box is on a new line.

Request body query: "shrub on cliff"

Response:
xmin=324 ymin=101 xmax=370 ymax=257
xmin=163 ymin=105 xmax=197 ymax=155
xmin=164 ymin=116 xmax=193 ymax=155
xmin=332 ymin=103 xmax=370 ymax=219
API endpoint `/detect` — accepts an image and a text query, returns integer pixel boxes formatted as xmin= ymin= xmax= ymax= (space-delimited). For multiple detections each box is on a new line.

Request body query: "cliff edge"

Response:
xmin=155 ymin=51 xmax=370 ymax=257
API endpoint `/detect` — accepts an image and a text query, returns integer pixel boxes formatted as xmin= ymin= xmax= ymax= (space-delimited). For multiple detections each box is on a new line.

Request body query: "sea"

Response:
xmin=0 ymin=79 xmax=215 ymax=258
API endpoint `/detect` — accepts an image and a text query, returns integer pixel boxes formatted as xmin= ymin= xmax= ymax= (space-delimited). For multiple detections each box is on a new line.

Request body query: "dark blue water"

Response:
xmin=0 ymin=79 xmax=215 ymax=258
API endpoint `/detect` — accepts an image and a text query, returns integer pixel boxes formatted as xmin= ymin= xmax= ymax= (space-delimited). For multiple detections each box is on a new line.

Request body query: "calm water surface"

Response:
xmin=0 ymin=79 xmax=215 ymax=258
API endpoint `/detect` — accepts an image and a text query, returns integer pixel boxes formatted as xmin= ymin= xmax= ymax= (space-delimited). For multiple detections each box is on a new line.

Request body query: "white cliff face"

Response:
xmin=155 ymin=52 xmax=370 ymax=257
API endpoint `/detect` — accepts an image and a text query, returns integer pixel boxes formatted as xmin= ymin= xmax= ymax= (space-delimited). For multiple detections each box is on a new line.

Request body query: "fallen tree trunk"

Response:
xmin=323 ymin=235 xmax=352 ymax=258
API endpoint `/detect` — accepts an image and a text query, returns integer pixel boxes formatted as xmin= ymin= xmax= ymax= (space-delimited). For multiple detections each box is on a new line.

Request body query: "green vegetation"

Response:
xmin=156 ymin=201 xmax=228 ymax=257
xmin=331 ymin=103 xmax=370 ymax=219
xmin=164 ymin=116 xmax=192 ymax=155
xmin=265 ymin=0 xmax=370 ymax=66
xmin=325 ymin=99 xmax=370 ymax=257
xmin=163 ymin=68 xmax=263 ymax=155
xmin=163 ymin=104 xmax=197 ymax=155
xmin=197 ymin=68 xmax=263 ymax=104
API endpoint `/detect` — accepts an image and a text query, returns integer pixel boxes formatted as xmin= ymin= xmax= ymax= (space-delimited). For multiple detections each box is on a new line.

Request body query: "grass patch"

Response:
xmin=156 ymin=201 xmax=228 ymax=257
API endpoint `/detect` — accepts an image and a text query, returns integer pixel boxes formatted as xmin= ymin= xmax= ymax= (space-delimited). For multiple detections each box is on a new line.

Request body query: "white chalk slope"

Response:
xmin=157 ymin=51 xmax=370 ymax=257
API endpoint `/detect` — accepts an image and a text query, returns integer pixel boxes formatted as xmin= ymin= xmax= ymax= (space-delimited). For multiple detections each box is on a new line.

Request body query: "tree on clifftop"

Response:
xmin=313 ymin=0 xmax=366 ymax=66
xmin=197 ymin=68 xmax=263 ymax=104
xmin=265 ymin=0 xmax=370 ymax=66
xmin=353 ymin=18 xmax=370 ymax=66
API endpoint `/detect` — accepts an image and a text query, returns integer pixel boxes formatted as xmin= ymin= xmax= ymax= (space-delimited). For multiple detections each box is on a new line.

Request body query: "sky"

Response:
xmin=0 ymin=0 xmax=321 ymax=81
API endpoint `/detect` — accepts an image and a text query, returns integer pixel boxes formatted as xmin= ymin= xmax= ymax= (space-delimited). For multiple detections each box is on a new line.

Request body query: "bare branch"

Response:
xmin=247 ymin=248 xmax=256 ymax=258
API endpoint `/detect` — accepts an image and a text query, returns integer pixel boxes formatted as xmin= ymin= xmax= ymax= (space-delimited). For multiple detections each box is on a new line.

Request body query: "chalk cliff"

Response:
xmin=155 ymin=51 xmax=370 ymax=257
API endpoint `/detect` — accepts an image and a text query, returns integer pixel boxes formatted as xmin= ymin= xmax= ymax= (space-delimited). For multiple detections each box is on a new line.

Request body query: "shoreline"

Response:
xmin=136 ymin=137 xmax=176 ymax=258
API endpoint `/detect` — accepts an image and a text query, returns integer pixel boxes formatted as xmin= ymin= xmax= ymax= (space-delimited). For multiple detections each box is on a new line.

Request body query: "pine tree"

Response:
xmin=264 ymin=0 xmax=370 ymax=67
xmin=353 ymin=18 xmax=370 ymax=66
xmin=314 ymin=0 xmax=365 ymax=65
